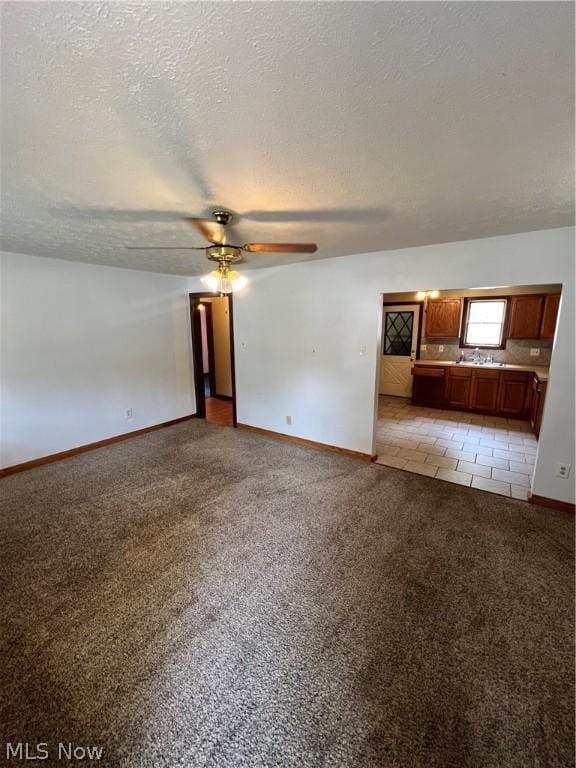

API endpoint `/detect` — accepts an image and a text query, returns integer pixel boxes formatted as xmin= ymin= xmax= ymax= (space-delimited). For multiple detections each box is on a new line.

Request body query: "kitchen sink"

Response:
xmin=455 ymin=360 xmax=506 ymax=367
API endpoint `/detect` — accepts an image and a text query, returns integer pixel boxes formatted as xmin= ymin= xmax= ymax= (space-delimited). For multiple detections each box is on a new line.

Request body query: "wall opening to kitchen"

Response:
xmin=374 ymin=283 xmax=562 ymax=501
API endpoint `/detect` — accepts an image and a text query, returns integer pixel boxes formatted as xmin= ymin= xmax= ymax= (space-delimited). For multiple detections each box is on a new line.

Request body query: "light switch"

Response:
xmin=359 ymin=345 xmax=366 ymax=356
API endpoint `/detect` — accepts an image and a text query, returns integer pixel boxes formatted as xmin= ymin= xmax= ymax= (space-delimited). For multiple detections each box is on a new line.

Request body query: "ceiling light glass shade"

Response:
xmin=201 ymin=268 xmax=248 ymax=295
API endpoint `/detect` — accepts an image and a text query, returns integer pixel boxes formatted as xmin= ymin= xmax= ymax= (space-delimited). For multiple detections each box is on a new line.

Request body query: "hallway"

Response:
xmin=206 ymin=397 xmax=234 ymax=427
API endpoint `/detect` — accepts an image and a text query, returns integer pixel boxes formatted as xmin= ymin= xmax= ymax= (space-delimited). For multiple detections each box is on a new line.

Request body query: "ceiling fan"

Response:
xmin=127 ymin=209 xmax=318 ymax=294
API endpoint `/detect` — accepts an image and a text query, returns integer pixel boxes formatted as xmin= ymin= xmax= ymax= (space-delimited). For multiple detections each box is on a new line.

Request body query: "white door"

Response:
xmin=379 ymin=304 xmax=421 ymax=397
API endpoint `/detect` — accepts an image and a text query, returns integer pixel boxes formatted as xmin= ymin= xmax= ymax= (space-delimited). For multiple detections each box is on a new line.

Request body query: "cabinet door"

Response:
xmin=528 ymin=375 xmax=540 ymax=432
xmin=508 ymin=295 xmax=544 ymax=339
xmin=470 ymin=372 xmax=500 ymax=413
xmin=425 ymin=299 xmax=462 ymax=337
xmin=446 ymin=370 xmax=471 ymax=408
xmin=533 ymin=380 xmax=547 ymax=437
xmin=411 ymin=367 xmax=446 ymax=407
xmin=497 ymin=373 xmax=529 ymax=416
xmin=540 ymin=294 xmax=560 ymax=339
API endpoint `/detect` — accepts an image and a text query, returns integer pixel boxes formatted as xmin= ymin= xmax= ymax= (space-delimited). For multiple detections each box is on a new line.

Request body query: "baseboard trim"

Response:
xmin=0 ymin=414 xmax=196 ymax=479
xmin=237 ymin=423 xmax=374 ymax=462
xmin=529 ymin=493 xmax=575 ymax=514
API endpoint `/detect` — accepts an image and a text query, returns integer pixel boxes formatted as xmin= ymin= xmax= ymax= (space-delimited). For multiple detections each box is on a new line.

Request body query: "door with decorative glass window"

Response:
xmin=379 ymin=304 xmax=421 ymax=397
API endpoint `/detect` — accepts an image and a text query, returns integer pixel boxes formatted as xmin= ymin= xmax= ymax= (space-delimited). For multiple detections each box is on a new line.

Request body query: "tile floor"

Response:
xmin=375 ymin=396 xmax=536 ymax=500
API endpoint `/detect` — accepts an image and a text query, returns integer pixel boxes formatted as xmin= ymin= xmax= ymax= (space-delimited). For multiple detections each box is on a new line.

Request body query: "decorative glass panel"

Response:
xmin=384 ymin=311 xmax=414 ymax=356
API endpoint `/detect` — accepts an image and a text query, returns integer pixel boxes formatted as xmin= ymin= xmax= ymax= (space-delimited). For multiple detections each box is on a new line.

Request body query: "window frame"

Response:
xmin=459 ymin=297 xmax=510 ymax=349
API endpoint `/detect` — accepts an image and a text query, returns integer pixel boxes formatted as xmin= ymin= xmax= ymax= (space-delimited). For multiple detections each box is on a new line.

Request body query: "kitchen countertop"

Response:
xmin=413 ymin=359 xmax=550 ymax=381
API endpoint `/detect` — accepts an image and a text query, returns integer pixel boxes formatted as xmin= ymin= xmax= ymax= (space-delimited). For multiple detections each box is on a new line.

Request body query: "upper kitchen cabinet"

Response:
xmin=424 ymin=298 xmax=462 ymax=338
xmin=507 ymin=295 xmax=544 ymax=339
xmin=540 ymin=293 xmax=561 ymax=339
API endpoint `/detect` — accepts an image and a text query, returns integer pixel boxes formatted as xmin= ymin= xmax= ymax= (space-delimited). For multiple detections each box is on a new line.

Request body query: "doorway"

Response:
xmin=189 ymin=292 xmax=236 ymax=427
xmin=379 ymin=303 xmax=422 ymax=397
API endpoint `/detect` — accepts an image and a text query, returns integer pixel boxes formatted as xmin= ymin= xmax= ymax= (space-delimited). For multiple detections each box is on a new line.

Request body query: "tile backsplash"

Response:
xmin=420 ymin=338 xmax=552 ymax=366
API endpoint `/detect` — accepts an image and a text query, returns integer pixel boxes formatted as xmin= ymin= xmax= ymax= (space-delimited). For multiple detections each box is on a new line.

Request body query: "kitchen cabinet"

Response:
xmin=528 ymin=373 xmax=547 ymax=437
xmin=425 ymin=299 xmax=462 ymax=338
xmin=411 ymin=366 xmax=446 ymax=407
xmin=411 ymin=364 xmax=543 ymax=431
xmin=469 ymin=369 xmax=500 ymax=413
xmin=540 ymin=294 xmax=560 ymax=339
xmin=445 ymin=368 xmax=472 ymax=408
xmin=497 ymin=371 xmax=529 ymax=416
xmin=508 ymin=295 xmax=544 ymax=339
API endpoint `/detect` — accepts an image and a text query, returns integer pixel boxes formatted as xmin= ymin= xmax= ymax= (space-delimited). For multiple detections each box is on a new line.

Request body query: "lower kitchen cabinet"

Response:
xmin=528 ymin=373 xmax=547 ymax=437
xmin=412 ymin=366 xmax=446 ymax=407
xmin=469 ymin=369 xmax=500 ymax=412
xmin=445 ymin=368 xmax=472 ymax=408
xmin=411 ymin=364 xmax=543 ymax=430
xmin=497 ymin=371 xmax=530 ymax=416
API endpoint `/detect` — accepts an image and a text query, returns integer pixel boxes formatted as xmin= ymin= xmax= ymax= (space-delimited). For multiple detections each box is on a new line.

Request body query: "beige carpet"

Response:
xmin=0 ymin=420 xmax=573 ymax=767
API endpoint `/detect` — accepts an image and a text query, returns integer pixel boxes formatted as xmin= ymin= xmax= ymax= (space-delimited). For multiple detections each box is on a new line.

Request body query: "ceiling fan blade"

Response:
xmin=243 ymin=243 xmax=318 ymax=253
xmin=126 ymin=246 xmax=206 ymax=250
xmin=185 ymin=218 xmax=223 ymax=245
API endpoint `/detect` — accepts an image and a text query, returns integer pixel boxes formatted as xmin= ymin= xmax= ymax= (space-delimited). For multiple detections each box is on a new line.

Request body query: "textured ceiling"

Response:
xmin=1 ymin=1 xmax=574 ymax=275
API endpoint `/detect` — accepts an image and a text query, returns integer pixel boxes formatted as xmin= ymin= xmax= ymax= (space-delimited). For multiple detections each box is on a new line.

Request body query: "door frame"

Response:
xmin=379 ymin=301 xmax=425 ymax=398
xmin=189 ymin=292 xmax=237 ymax=427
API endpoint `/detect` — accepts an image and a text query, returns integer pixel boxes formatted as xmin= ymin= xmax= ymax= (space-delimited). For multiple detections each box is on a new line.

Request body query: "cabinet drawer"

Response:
xmin=448 ymin=367 xmax=472 ymax=378
xmin=502 ymin=371 xmax=529 ymax=382
xmin=472 ymin=368 xmax=500 ymax=380
xmin=412 ymin=367 xmax=445 ymax=378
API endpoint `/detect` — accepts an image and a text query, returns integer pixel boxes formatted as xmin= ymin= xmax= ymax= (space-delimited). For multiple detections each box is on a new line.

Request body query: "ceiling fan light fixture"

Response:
xmin=201 ymin=264 xmax=248 ymax=295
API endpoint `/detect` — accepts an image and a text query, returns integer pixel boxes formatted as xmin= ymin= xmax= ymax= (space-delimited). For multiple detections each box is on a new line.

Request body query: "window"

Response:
xmin=462 ymin=299 xmax=508 ymax=347
xmin=384 ymin=311 xmax=414 ymax=355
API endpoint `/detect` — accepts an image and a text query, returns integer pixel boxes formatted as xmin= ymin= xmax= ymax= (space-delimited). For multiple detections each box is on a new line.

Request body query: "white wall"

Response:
xmin=1 ymin=252 xmax=195 ymax=468
xmin=191 ymin=227 xmax=575 ymax=505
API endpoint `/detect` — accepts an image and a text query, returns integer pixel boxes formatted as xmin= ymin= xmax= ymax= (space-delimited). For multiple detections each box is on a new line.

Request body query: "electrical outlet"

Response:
xmin=421 ymin=344 xmax=427 ymax=352
xmin=286 ymin=415 xmax=292 ymax=425
xmin=530 ymin=348 xmax=540 ymax=357
xmin=359 ymin=345 xmax=366 ymax=356
xmin=555 ymin=463 xmax=571 ymax=479
xmin=124 ymin=408 xmax=133 ymax=420
xmin=438 ymin=345 xmax=444 ymax=353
